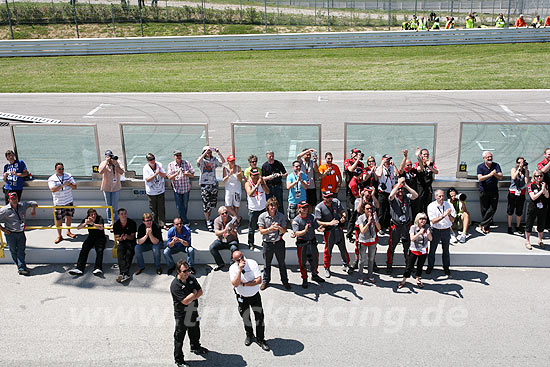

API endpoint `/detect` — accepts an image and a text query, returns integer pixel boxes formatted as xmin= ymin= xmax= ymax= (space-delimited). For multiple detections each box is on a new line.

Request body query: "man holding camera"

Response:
xmin=99 ymin=150 xmax=124 ymax=226
xmin=167 ymin=150 xmax=195 ymax=226
xmin=344 ymin=148 xmax=364 ymax=241
xmin=376 ymin=154 xmax=398 ymax=234
xmin=477 ymin=151 xmax=503 ymax=234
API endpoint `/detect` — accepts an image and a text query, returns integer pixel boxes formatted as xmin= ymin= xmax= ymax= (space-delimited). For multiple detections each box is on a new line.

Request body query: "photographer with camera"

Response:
xmin=508 ymin=157 xmax=529 ymax=235
xmin=344 ymin=148 xmax=365 ymax=241
xmin=447 ymin=188 xmax=470 ymax=243
xmin=98 ymin=150 xmax=124 ymax=226
xmin=376 ymin=154 xmax=398 ymax=234
xmin=525 ymin=170 xmax=549 ymax=250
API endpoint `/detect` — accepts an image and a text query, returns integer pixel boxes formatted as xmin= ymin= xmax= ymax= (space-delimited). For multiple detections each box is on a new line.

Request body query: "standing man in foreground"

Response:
xmin=229 ymin=251 xmax=270 ymax=352
xmin=427 ymin=189 xmax=456 ymax=276
xmin=477 ymin=151 xmax=503 ymax=234
xmin=170 ymin=260 xmax=208 ymax=367
xmin=262 ymin=150 xmax=287 ymax=215
xmin=0 ymin=192 xmax=37 ymax=275
xmin=113 ymin=208 xmax=136 ymax=283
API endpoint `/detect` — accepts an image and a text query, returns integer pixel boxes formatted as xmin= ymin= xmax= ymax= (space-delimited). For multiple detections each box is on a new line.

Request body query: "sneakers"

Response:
xmin=351 ymin=260 xmax=359 ymax=270
xmin=458 ymin=233 xmax=467 ymax=243
xmin=358 ymin=278 xmax=364 ymax=284
xmin=244 ymin=335 xmax=254 ymax=346
xmin=18 ymin=269 xmax=30 ymax=276
xmin=341 ymin=264 xmax=349 ymax=273
xmin=116 ymin=274 xmax=124 ymax=283
xmin=116 ymin=274 xmax=131 ymax=283
xmin=346 ymin=264 xmax=354 ymax=275
xmin=68 ymin=268 xmax=83 ymax=276
xmin=257 ymin=339 xmax=270 ymax=352
xmin=302 ymin=279 xmax=308 ymax=288
xmin=311 ymin=273 xmax=325 ymax=283
xmin=517 ymin=226 xmax=525 ymax=235
xmin=175 ymin=362 xmax=190 ymax=367
xmin=367 ymin=276 xmax=376 ymax=284
xmin=191 ymin=346 xmax=209 ymax=355
xmin=260 ymin=283 xmax=269 ymax=291
xmin=207 ymin=221 xmax=214 ymax=232
xmin=324 ymin=268 xmax=331 ymax=278
xmin=213 ymin=264 xmax=225 ymax=271
xmin=450 ymin=233 xmax=457 ymax=243
xmin=283 ymin=282 xmax=291 ymax=290
xmin=92 ymin=268 xmax=103 ymax=276
xmin=248 ymin=242 xmax=255 ymax=250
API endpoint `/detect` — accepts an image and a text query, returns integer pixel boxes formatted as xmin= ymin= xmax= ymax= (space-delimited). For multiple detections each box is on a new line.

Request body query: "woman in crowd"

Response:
xmin=524 ymin=170 xmax=549 ymax=250
xmin=356 ymin=202 xmax=381 ymax=284
xmin=399 ymin=212 xmax=431 ymax=289
xmin=507 ymin=157 xmax=529 ymax=235
xmin=222 ymin=155 xmax=243 ymax=226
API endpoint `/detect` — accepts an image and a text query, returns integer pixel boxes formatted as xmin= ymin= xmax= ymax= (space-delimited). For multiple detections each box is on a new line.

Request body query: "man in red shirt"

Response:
xmin=537 ymin=148 xmax=550 ymax=228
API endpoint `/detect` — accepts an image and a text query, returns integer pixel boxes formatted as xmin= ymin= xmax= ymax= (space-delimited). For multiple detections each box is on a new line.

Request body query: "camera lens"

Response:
xmin=112 ymin=155 xmax=118 ymax=161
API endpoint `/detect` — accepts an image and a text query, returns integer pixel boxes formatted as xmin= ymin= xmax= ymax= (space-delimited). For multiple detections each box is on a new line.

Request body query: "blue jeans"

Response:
xmin=103 ymin=190 xmax=120 ymax=224
xmin=267 ymin=185 xmax=284 ymax=214
xmin=164 ymin=244 xmax=195 ymax=268
xmin=173 ymin=191 xmax=190 ymax=224
xmin=135 ymin=242 xmax=162 ymax=269
xmin=6 ymin=231 xmax=26 ymax=271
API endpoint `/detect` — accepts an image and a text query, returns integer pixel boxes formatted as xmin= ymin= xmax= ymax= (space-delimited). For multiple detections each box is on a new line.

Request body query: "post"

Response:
xmin=414 ymin=0 xmax=418 ymax=14
xmin=451 ymin=0 xmax=454 ymax=17
xmin=314 ymin=0 xmax=317 ymax=25
xmin=201 ymin=0 xmax=206 ymax=34
xmin=111 ymin=3 xmax=116 ymax=37
xmin=264 ymin=0 xmax=268 ymax=33
xmin=492 ymin=0 xmax=495 ymax=22
xmin=506 ymin=0 xmax=511 ymax=27
xmin=138 ymin=1 xmax=144 ymax=37
xmin=165 ymin=0 xmax=168 ymax=21
xmin=388 ymin=0 xmax=392 ymax=30
xmin=72 ymin=0 xmax=80 ymax=38
xmin=350 ymin=0 xmax=353 ymax=26
xmin=240 ymin=0 xmax=243 ymax=23
xmin=327 ymin=0 xmax=330 ymax=31
xmin=11 ymin=0 xmax=16 ymax=23
xmin=51 ymin=0 xmax=56 ymax=24
xmin=4 ymin=0 xmax=14 ymax=40
xmin=277 ymin=0 xmax=280 ymax=28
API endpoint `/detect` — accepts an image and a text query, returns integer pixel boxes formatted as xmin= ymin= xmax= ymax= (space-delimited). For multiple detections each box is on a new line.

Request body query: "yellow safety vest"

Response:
xmin=466 ymin=18 xmax=475 ymax=28
xmin=418 ymin=19 xmax=427 ymax=30
xmin=496 ymin=19 xmax=505 ymax=27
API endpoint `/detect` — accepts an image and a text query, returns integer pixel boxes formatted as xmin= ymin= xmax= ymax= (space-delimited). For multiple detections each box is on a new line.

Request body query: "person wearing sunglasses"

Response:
xmin=165 ymin=217 xmax=195 ymax=275
xmin=48 ymin=162 xmax=77 ymax=244
xmin=398 ymin=213 xmax=432 ymax=289
xmin=525 ymin=170 xmax=549 ymax=250
xmin=135 ymin=212 xmax=163 ymax=275
xmin=229 ymin=251 xmax=270 ymax=352
xmin=170 ymin=260 xmax=208 ymax=367
xmin=209 ymin=206 xmax=239 ymax=271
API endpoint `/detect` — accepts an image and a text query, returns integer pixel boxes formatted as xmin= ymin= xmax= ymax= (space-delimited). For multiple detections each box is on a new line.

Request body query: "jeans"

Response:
xmin=6 ymin=231 xmax=26 ymax=271
xmin=147 ymin=192 xmax=166 ymax=227
xmin=103 ymin=190 xmax=120 ymax=224
xmin=262 ymin=239 xmax=288 ymax=284
xmin=173 ymin=191 xmax=190 ymax=224
xmin=428 ymin=227 xmax=451 ymax=270
xmin=248 ymin=209 xmax=264 ymax=245
xmin=267 ymin=185 xmax=284 ymax=214
xmin=209 ymin=239 xmax=239 ymax=266
xmin=117 ymin=240 xmax=135 ymax=275
xmin=135 ymin=242 xmax=162 ymax=269
xmin=76 ymin=236 xmax=107 ymax=271
xmin=164 ymin=244 xmax=195 ymax=269
xmin=387 ymin=223 xmax=411 ymax=265
xmin=358 ymin=244 xmax=376 ymax=279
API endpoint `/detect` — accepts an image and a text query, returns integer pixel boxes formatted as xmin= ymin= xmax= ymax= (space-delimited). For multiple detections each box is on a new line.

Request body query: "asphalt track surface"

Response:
xmin=1 ymin=264 xmax=550 ymax=366
xmin=1 ymin=90 xmax=550 ymax=178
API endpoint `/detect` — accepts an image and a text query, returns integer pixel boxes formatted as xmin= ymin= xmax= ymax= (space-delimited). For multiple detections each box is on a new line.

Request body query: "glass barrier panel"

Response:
xmin=232 ymin=124 xmax=321 ymax=170
xmin=12 ymin=124 xmax=99 ymax=177
xmin=121 ymin=124 xmax=208 ymax=176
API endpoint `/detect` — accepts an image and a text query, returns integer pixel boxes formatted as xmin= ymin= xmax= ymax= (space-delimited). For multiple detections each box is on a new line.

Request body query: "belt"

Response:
xmin=263 ymin=239 xmax=282 ymax=245
xmin=431 ymin=227 xmax=451 ymax=231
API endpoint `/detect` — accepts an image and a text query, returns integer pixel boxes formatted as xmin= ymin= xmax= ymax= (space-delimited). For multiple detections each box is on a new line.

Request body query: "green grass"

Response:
xmin=1 ymin=43 xmax=549 ymax=92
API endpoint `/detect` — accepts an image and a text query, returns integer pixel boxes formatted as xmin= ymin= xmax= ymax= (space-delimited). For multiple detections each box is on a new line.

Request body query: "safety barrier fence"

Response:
xmin=0 ymin=205 xmax=116 ymax=258
xmin=0 ymin=27 xmax=548 ymax=57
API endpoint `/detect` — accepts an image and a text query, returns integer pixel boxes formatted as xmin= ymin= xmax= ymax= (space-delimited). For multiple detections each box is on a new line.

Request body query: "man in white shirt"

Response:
xmin=48 ymin=162 xmax=77 ymax=244
xmin=229 ymin=251 xmax=270 ymax=352
xmin=427 ymin=189 xmax=456 ymax=276
xmin=143 ymin=153 xmax=167 ymax=229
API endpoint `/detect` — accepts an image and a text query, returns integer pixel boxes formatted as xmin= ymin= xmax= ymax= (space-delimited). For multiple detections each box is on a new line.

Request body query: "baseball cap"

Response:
xmin=250 ymin=167 xmax=260 ymax=176
xmin=297 ymin=201 xmax=309 ymax=208
xmin=202 ymin=146 xmax=210 ymax=153
xmin=227 ymin=155 xmax=235 ymax=162
xmin=322 ymin=191 xmax=334 ymax=198
xmin=104 ymin=150 xmax=113 ymax=157
xmin=351 ymin=148 xmax=362 ymax=154
xmin=8 ymin=192 xmax=17 ymax=199
xmin=382 ymin=154 xmax=392 ymax=159
xmin=173 ymin=150 xmax=182 ymax=156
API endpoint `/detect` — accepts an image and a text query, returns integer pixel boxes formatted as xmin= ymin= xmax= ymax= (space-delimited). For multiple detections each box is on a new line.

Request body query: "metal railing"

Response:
xmin=0 ymin=27 xmax=548 ymax=57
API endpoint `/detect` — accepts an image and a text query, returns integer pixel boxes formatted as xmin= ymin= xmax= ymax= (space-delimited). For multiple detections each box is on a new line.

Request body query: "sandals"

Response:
xmin=539 ymin=241 xmax=546 ymax=249
xmin=66 ymin=232 xmax=76 ymax=239
xmin=417 ymin=280 xmax=424 ymax=288
xmin=54 ymin=237 xmax=63 ymax=244
xmin=525 ymin=242 xmax=533 ymax=250
xmin=397 ymin=280 xmax=406 ymax=289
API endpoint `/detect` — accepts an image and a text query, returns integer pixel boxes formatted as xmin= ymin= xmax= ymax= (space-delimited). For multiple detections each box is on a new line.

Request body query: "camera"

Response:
xmin=111 ymin=155 xmax=118 ymax=161
xmin=523 ymin=161 xmax=528 ymax=167
xmin=457 ymin=192 xmax=467 ymax=201
xmin=359 ymin=152 xmax=364 ymax=160
xmin=380 ymin=182 xmax=387 ymax=191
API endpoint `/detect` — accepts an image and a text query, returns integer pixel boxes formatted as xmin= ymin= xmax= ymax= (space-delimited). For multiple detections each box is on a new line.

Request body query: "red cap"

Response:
xmin=227 ymin=155 xmax=235 ymax=162
xmin=297 ymin=201 xmax=309 ymax=208
xmin=8 ymin=192 xmax=17 ymax=199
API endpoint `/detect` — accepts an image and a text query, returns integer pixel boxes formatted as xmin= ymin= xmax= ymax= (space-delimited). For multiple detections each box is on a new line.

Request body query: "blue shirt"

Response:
xmin=477 ymin=162 xmax=502 ymax=193
xmin=166 ymin=225 xmax=192 ymax=250
xmin=287 ymin=172 xmax=307 ymax=205
xmin=3 ymin=160 xmax=27 ymax=191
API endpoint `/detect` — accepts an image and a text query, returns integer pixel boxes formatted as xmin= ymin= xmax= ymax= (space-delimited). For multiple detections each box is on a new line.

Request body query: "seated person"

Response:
xmin=209 ymin=206 xmax=239 ymax=271
xmin=68 ymin=209 xmax=106 ymax=276
xmin=447 ymin=187 xmax=470 ymax=243
xmin=135 ymin=212 xmax=163 ymax=275
xmin=164 ymin=217 xmax=195 ymax=275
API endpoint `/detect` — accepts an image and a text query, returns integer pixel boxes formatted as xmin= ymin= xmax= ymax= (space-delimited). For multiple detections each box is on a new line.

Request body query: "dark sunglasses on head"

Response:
xmin=175 ymin=222 xmax=183 ymax=225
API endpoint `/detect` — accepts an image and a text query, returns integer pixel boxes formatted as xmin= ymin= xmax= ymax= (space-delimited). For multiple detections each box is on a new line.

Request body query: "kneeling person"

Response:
xmin=69 ymin=209 xmax=106 ymax=276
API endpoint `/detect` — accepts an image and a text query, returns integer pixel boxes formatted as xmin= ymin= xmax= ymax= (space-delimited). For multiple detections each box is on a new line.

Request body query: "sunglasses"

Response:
xmin=143 ymin=219 xmax=152 ymax=222
xmin=250 ymin=161 xmax=257 ymax=163
xmin=175 ymin=222 xmax=183 ymax=225
xmin=221 ymin=212 xmax=228 ymax=215
xmin=235 ymin=256 xmax=244 ymax=262
xmin=180 ymin=268 xmax=191 ymax=273
xmin=535 ymin=175 xmax=543 ymax=177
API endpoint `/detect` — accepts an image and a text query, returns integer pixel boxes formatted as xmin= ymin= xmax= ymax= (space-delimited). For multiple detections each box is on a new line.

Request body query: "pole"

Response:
xmin=414 ymin=0 xmax=418 ymax=14
xmin=51 ymin=0 xmax=56 ymax=24
xmin=138 ymin=1 xmax=144 ymax=37
xmin=201 ymin=0 xmax=206 ymax=34
xmin=350 ymin=0 xmax=353 ymax=26
xmin=4 ymin=0 xmax=13 ymax=40
xmin=277 ymin=0 xmax=280 ymax=28
xmin=314 ymin=0 xmax=317 ymax=25
xmin=240 ymin=0 xmax=242 ymax=23
xmin=388 ymin=0 xmax=392 ymax=30
xmin=72 ymin=0 xmax=80 ymax=38
xmin=451 ymin=0 xmax=454 ymax=17
xmin=264 ymin=0 xmax=268 ymax=33
xmin=506 ymin=0 xmax=511 ymax=26
xmin=327 ymin=0 xmax=330 ymax=31
xmin=111 ymin=3 xmax=116 ymax=37
xmin=165 ymin=0 xmax=168 ymax=21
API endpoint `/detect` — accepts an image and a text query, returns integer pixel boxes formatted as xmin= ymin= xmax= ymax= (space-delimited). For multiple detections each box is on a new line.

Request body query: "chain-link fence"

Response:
xmin=1 ymin=0 xmax=548 ymax=39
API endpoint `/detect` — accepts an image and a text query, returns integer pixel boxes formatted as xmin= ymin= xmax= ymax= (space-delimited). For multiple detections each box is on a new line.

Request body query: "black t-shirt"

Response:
xmin=528 ymin=182 xmax=547 ymax=209
xmin=399 ymin=168 xmax=418 ymax=192
xmin=262 ymin=160 xmax=287 ymax=187
xmin=80 ymin=215 xmax=105 ymax=239
xmin=170 ymin=275 xmax=201 ymax=316
xmin=113 ymin=218 xmax=137 ymax=244
xmin=137 ymin=222 xmax=163 ymax=245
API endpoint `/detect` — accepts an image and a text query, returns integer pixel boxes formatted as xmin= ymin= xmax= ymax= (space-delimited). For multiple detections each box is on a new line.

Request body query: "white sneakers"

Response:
xmin=68 ymin=268 xmax=83 ymax=275
xmin=92 ymin=269 xmax=103 ymax=276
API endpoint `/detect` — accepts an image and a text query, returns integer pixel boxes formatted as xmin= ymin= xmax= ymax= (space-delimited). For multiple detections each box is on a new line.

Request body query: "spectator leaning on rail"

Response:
xmin=524 ymin=170 xmax=549 ymax=250
xmin=135 ymin=212 xmax=164 ymax=276
xmin=344 ymin=148 xmax=364 ymax=240
xmin=113 ymin=208 xmax=136 ymax=283
xmin=222 ymin=155 xmax=242 ymax=226
xmin=165 ymin=217 xmax=195 ymax=276
xmin=508 ymin=157 xmax=529 ymax=235
xmin=515 ymin=14 xmax=528 ymax=28
xmin=477 ymin=151 xmax=503 ymax=234
xmin=0 ymin=192 xmax=37 ymax=276
xmin=167 ymin=150 xmax=195 ymax=226
xmin=386 ymin=176 xmax=418 ymax=275
xmin=3 ymin=149 xmax=28 ymax=204
xmin=68 ymin=208 xmax=106 ymax=276
xmin=426 ymin=189 xmax=456 ymax=276
xmin=445 ymin=16 xmax=455 ymax=29
xmin=48 ymin=162 xmax=77 ymax=244
xmin=297 ymin=148 xmax=319 ymax=210
xmin=286 ymin=160 xmax=308 ymax=222
xmin=245 ymin=168 xmax=269 ymax=250
xmin=258 ymin=197 xmax=290 ymax=291
xmin=465 ymin=12 xmax=476 ymax=28
xmin=536 ymin=148 xmax=550 ymax=229
xmin=376 ymin=154 xmax=398 ymax=234
xmin=143 ymin=153 xmax=167 ymax=229
xmin=545 ymin=16 xmax=550 ymax=27
xmin=210 ymin=206 xmax=239 ymax=271
xmin=447 ymin=187 xmax=470 ymax=243
xmin=531 ymin=15 xmax=543 ymax=28
xmin=197 ymin=146 xmax=225 ymax=232
xmin=99 ymin=149 xmax=124 ymax=226
xmin=261 ymin=150 xmax=287 ymax=215
xmin=414 ymin=147 xmax=438 ymax=214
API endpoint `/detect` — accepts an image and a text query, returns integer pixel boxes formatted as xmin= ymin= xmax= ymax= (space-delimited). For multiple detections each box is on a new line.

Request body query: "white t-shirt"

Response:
xmin=143 ymin=162 xmax=166 ymax=195
xmin=48 ymin=173 xmax=76 ymax=205
xmin=247 ymin=180 xmax=266 ymax=211
xmin=427 ymin=200 xmax=456 ymax=230
xmin=229 ymin=258 xmax=261 ymax=297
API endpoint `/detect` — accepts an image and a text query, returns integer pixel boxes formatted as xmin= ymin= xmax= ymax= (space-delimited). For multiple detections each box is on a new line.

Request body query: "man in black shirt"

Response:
xmin=68 ymin=208 xmax=106 ymax=276
xmin=170 ymin=260 xmax=208 ymax=367
xmin=113 ymin=208 xmax=137 ymax=283
xmin=262 ymin=150 xmax=287 ymax=215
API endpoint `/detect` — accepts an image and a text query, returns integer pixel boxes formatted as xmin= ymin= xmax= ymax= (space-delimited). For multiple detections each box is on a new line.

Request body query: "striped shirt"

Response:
xmin=48 ymin=173 xmax=76 ymax=205
xmin=167 ymin=160 xmax=194 ymax=194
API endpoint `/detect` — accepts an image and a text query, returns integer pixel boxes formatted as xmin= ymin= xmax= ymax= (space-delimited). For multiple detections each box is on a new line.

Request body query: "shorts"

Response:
xmin=201 ymin=184 xmax=218 ymax=213
xmin=507 ymin=192 xmax=525 ymax=216
xmin=306 ymin=188 xmax=317 ymax=207
xmin=225 ymin=190 xmax=241 ymax=208
xmin=55 ymin=202 xmax=75 ymax=221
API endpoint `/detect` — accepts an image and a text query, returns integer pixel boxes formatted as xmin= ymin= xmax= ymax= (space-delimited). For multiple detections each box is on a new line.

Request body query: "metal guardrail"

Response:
xmin=0 ymin=28 xmax=549 ymax=57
